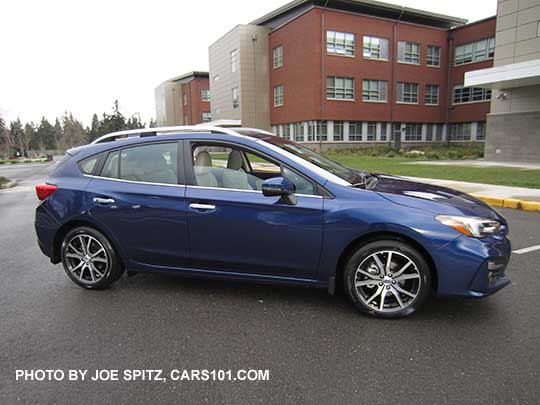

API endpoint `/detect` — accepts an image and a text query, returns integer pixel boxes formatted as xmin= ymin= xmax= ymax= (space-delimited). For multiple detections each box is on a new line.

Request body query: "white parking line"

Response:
xmin=0 ymin=186 xmax=34 ymax=194
xmin=513 ymin=245 xmax=540 ymax=255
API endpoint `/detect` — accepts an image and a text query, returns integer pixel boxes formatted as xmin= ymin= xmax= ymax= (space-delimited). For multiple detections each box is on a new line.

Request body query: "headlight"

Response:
xmin=436 ymin=215 xmax=501 ymax=238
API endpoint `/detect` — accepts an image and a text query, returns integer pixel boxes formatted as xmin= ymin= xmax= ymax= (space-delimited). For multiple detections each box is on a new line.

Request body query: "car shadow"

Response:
xmin=114 ymin=271 xmax=502 ymax=323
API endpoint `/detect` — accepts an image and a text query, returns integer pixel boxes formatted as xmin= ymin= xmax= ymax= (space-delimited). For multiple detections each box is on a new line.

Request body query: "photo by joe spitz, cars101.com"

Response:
xmin=34 ymin=125 xmax=511 ymax=318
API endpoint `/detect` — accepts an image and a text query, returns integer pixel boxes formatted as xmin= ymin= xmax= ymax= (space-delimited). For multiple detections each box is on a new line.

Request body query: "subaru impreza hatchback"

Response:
xmin=35 ymin=126 xmax=511 ymax=318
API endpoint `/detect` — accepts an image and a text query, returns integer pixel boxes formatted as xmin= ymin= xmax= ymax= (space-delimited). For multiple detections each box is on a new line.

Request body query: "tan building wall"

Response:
xmin=155 ymin=80 xmax=183 ymax=126
xmin=483 ymin=0 xmax=540 ymax=162
xmin=490 ymin=0 xmax=540 ymax=115
xmin=209 ymin=24 xmax=271 ymax=130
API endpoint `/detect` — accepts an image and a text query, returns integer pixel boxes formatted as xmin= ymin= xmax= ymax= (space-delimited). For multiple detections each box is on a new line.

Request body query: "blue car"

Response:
xmin=34 ymin=126 xmax=511 ymax=318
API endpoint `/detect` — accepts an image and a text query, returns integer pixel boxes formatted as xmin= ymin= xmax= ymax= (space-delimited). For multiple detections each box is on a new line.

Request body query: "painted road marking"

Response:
xmin=0 ymin=186 xmax=34 ymax=194
xmin=513 ymin=245 xmax=540 ymax=255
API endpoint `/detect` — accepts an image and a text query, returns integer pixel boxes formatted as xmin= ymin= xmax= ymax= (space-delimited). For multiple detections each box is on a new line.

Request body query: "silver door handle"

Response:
xmin=93 ymin=197 xmax=115 ymax=204
xmin=189 ymin=203 xmax=216 ymax=211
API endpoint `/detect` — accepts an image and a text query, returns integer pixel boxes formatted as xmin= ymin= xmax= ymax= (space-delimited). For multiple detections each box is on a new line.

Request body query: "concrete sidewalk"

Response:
xmin=404 ymin=176 xmax=540 ymax=201
xmin=406 ymin=159 xmax=540 ymax=170
xmin=405 ymin=175 xmax=540 ymax=211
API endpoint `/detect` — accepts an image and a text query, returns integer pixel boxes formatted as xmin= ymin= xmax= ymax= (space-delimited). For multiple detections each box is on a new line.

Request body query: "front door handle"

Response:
xmin=189 ymin=203 xmax=216 ymax=211
xmin=93 ymin=197 xmax=115 ymax=205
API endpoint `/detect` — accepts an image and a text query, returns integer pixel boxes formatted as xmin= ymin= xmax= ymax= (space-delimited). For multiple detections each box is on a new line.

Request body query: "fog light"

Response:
xmin=487 ymin=260 xmax=505 ymax=272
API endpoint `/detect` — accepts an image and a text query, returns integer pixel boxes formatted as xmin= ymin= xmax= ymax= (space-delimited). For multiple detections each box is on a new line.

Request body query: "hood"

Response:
xmin=370 ymin=174 xmax=503 ymax=220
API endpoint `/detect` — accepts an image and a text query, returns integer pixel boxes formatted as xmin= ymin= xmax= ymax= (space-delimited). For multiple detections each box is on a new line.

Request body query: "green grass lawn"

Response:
xmin=0 ymin=176 xmax=11 ymax=185
xmin=326 ymin=154 xmax=540 ymax=189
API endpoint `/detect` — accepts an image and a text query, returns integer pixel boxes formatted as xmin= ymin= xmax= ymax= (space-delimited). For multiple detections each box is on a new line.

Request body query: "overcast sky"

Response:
xmin=0 ymin=0 xmax=497 ymax=126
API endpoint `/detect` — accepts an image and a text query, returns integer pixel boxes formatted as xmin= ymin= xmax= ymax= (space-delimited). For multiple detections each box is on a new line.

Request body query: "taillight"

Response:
xmin=36 ymin=184 xmax=58 ymax=201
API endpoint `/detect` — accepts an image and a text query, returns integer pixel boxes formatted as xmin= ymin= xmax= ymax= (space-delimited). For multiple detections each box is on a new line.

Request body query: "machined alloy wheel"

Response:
xmin=64 ymin=234 xmax=109 ymax=285
xmin=354 ymin=250 xmax=421 ymax=313
xmin=61 ymin=226 xmax=123 ymax=289
xmin=344 ymin=240 xmax=431 ymax=318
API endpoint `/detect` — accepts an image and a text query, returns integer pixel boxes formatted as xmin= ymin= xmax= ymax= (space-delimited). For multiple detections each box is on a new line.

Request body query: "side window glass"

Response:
xmin=79 ymin=154 xmax=100 ymax=175
xmin=192 ymin=145 xmax=266 ymax=191
xmin=191 ymin=144 xmax=317 ymax=195
xmin=245 ymin=152 xmax=281 ymax=174
xmin=282 ymin=166 xmax=316 ymax=196
xmin=101 ymin=151 xmax=119 ymax=178
xmin=119 ymin=143 xmax=178 ymax=184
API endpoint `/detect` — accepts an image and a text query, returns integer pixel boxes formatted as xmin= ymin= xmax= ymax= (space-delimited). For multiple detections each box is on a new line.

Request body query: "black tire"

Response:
xmin=60 ymin=226 xmax=123 ymax=290
xmin=343 ymin=239 xmax=432 ymax=318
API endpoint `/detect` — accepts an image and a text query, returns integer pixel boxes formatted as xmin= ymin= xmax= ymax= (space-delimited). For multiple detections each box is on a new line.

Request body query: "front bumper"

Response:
xmin=433 ymin=233 xmax=511 ymax=298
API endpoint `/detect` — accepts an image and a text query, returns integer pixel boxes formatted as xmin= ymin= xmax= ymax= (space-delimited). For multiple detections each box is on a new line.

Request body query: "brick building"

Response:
xmin=155 ymin=71 xmax=211 ymax=126
xmin=208 ymin=0 xmax=496 ymax=147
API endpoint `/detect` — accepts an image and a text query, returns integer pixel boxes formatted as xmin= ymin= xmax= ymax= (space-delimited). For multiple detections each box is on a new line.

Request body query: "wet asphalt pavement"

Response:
xmin=0 ymin=162 xmax=539 ymax=403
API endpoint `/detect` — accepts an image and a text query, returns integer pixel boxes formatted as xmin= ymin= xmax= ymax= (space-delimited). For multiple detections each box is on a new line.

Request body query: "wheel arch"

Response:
xmin=52 ymin=219 xmax=126 ymax=270
xmin=332 ymin=231 xmax=438 ymax=295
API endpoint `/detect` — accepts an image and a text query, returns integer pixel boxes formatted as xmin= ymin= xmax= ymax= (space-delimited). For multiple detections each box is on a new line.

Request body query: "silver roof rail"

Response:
xmin=90 ymin=125 xmax=254 ymax=144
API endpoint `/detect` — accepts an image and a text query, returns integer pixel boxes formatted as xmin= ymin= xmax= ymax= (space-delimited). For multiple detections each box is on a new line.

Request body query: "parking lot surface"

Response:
xmin=1 ymin=162 xmax=539 ymax=403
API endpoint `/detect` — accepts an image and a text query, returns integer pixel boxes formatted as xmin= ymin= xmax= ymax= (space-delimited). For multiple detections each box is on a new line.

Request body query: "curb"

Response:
xmin=0 ymin=180 xmax=17 ymax=190
xmin=470 ymin=194 xmax=540 ymax=212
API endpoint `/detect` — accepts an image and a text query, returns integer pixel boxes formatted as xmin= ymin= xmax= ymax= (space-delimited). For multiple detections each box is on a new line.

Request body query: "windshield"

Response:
xmin=269 ymin=141 xmax=361 ymax=184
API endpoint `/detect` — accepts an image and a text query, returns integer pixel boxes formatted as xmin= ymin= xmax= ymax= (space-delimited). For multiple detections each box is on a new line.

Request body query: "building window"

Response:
xmin=397 ymin=41 xmax=420 ymax=64
xmin=476 ymin=122 xmax=486 ymax=141
xmin=404 ymin=123 xmax=422 ymax=141
xmin=367 ymin=122 xmax=377 ymax=141
xmin=450 ymin=123 xmax=472 ymax=141
xmin=307 ymin=121 xmax=327 ymax=141
xmin=427 ymin=45 xmax=441 ymax=67
xmin=455 ymin=37 xmax=495 ymax=65
xmin=183 ymin=94 xmax=187 ymax=105
xmin=363 ymin=36 xmax=389 ymax=60
xmin=273 ymin=45 xmax=283 ymax=68
xmin=282 ymin=124 xmax=291 ymax=140
xmin=274 ymin=85 xmax=284 ymax=106
xmin=230 ymin=49 xmax=238 ymax=72
xmin=425 ymin=84 xmax=439 ymax=105
xmin=380 ymin=123 xmax=388 ymax=141
xmin=334 ymin=121 xmax=344 ymax=141
xmin=232 ymin=87 xmax=239 ymax=109
xmin=396 ymin=82 xmax=419 ymax=104
xmin=349 ymin=121 xmax=362 ymax=141
xmin=363 ymin=80 xmax=388 ymax=102
xmin=453 ymin=86 xmax=491 ymax=104
xmin=426 ymin=124 xmax=443 ymax=141
xmin=327 ymin=77 xmax=354 ymax=100
xmin=293 ymin=122 xmax=304 ymax=142
xmin=202 ymin=112 xmax=211 ymax=122
xmin=201 ymin=89 xmax=210 ymax=102
xmin=327 ymin=31 xmax=355 ymax=56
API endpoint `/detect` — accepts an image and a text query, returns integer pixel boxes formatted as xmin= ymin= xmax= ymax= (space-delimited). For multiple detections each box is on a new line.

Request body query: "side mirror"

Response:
xmin=262 ymin=177 xmax=297 ymax=205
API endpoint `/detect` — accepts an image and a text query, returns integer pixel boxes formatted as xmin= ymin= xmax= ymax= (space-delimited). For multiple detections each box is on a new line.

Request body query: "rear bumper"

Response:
xmin=35 ymin=201 xmax=60 ymax=263
xmin=433 ymin=234 xmax=511 ymax=298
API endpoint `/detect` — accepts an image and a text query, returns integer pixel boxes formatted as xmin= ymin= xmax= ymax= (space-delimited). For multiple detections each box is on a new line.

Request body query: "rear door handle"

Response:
xmin=189 ymin=203 xmax=216 ymax=211
xmin=93 ymin=197 xmax=115 ymax=205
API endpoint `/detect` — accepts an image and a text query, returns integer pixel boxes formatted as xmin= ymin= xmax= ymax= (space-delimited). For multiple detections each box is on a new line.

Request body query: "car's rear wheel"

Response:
xmin=61 ymin=226 xmax=123 ymax=289
xmin=344 ymin=240 xmax=432 ymax=318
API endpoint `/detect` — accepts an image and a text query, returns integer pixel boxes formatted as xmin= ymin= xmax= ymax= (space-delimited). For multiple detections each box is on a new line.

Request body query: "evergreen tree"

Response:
xmin=61 ymin=113 xmax=86 ymax=149
xmin=53 ymin=118 xmax=63 ymax=148
xmin=25 ymin=123 xmax=39 ymax=151
xmin=36 ymin=117 xmax=56 ymax=150
xmin=0 ymin=115 xmax=6 ymax=157
xmin=149 ymin=118 xmax=157 ymax=128
xmin=87 ymin=113 xmax=101 ymax=142
xmin=10 ymin=119 xmax=24 ymax=156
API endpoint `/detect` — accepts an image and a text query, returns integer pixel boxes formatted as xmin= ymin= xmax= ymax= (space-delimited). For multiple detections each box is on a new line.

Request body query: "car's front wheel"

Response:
xmin=61 ymin=226 xmax=123 ymax=289
xmin=344 ymin=239 xmax=432 ymax=318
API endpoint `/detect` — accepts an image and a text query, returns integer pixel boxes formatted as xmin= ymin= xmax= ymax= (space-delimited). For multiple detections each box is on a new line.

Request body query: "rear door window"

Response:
xmin=119 ymin=143 xmax=178 ymax=185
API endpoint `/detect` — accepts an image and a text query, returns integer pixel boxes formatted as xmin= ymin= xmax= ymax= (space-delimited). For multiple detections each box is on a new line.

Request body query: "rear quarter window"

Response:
xmin=78 ymin=155 xmax=100 ymax=175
